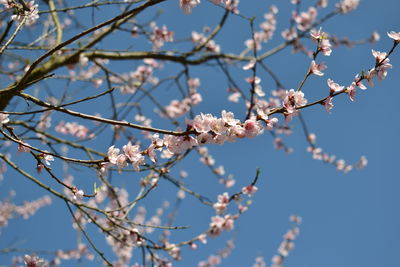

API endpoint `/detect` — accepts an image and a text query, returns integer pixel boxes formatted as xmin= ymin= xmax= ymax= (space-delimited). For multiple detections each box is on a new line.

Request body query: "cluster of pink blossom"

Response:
xmin=68 ymin=57 xmax=105 ymax=86
xmin=162 ymin=78 xmax=202 ymax=118
xmin=111 ymin=60 xmax=160 ymax=94
xmin=310 ymin=28 xmax=332 ymax=56
xmin=309 ymin=60 xmax=327 ymax=76
xmin=388 ymin=31 xmax=400 ymax=42
xmin=0 ymin=194 xmax=51 ymax=229
xmin=150 ymin=23 xmax=174 ymax=50
xmin=1 ymin=0 xmax=39 ymax=26
xmin=23 ymin=254 xmax=47 ymax=267
xmin=107 ymin=142 xmax=145 ymax=170
xmin=208 ymin=214 xmax=235 ymax=237
xmin=191 ymin=31 xmax=221 ymax=53
xmin=55 ymin=121 xmax=93 ymax=139
xmin=198 ymin=240 xmax=235 ymax=267
xmin=241 ymin=184 xmax=258 ymax=197
xmin=336 ymin=0 xmax=360 ymax=14
xmin=368 ymin=49 xmax=392 ymax=83
xmin=244 ymin=6 xmax=278 ymax=51
xmin=51 ymin=243 xmax=94 ymax=265
xmin=270 ymin=215 xmax=302 ymax=267
xmin=307 ymin=133 xmax=368 ymax=173
xmin=282 ymin=89 xmax=307 ymax=121
xmin=293 ymin=7 xmax=317 ymax=31
xmin=213 ymin=192 xmax=230 ymax=214
xmin=227 ymin=87 xmax=241 ymax=103
xmin=179 ymin=0 xmax=201 ymax=14
xmin=188 ymin=110 xmax=264 ymax=145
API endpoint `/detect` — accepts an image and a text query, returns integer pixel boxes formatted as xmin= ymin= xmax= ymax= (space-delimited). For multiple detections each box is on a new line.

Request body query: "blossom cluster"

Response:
xmin=1 ymin=0 xmax=39 ymax=26
xmin=162 ymin=78 xmax=202 ymax=118
xmin=336 ymin=0 xmax=360 ymax=14
xmin=307 ymin=133 xmax=368 ymax=173
xmin=0 ymin=194 xmax=51 ymax=229
xmin=111 ymin=59 xmax=161 ymax=94
xmin=270 ymin=215 xmax=302 ymax=267
xmin=192 ymin=31 xmax=221 ymax=53
xmin=150 ymin=23 xmax=174 ymax=50
xmin=198 ymin=240 xmax=235 ymax=267
xmin=245 ymin=6 xmax=278 ymax=51
xmin=310 ymin=28 xmax=332 ymax=56
xmin=293 ymin=7 xmax=317 ymax=31
xmin=55 ymin=121 xmax=94 ymax=139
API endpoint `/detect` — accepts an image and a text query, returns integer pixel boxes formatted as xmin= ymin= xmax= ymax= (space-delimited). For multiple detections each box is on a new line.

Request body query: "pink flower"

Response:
xmin=292 ymin=7 xmax=317 ymax=31
xmin=387 ymin=31 xmax=400 ymax=42
xmin=164 ymin=135 xmax=198 ymax=154
xmin=243 ymin=119 xmax=263 ymax=138
xmin=354 ymin=74 xmax=367 ymax=90
xmin=346 ymin=83 xmax=356 ymax=101
xmin=241 ymin=185 xmax=258 ymax=197
xmin=116 ymin=154 xmax=128 ymax=168
xmin=123 ymin=142 xmax=144 ymax=170
xmin=324 ymin=96 xmax=334 ymax=113
xmin=327 ymin=78 xmax=344 ymax=94
xmin=336 ymin=0 xmax=359 ymax=14
xmin=320 ymin=38 xmax=332 ymax=56
xmin=10 ymin=1 xmax=39 ymax=26
xmin=283 ymin=89 xmax=307 ymax=113
xmin=221 ymin=110 xmax=239 ymax=126
xmin=43 ymin=153 xmax=54 ymax=166
xmin=73 ymin=189 xmax=84 ymax=201
xmin=179 ymin=0 xmax=200 ymax=14
xmin=24 ymin=254 xmax=47 ymax=267
xmin=198 ymin=233 xmax=207 ymax=244
xmin=107 ymin=145 xmax=120 ymax=165
xmin=281 ymin=28 xmax=298 ymax=41
xmin=356 ymin=155 xmax=368 ymax=169
xmin=191 ymin=113 xmax=213 ymax=133
xmin=265 ymin=117 xmax=278 ymax=130
xmin=372 ymin=50 xmax=392 ymax=80
xmin=213 ymin=192 xmax=229 ymax=214
xmin=243 ymin=59 xmax=256 ymax=70
xmin=309 ymin=60 xmax=327 ymax=76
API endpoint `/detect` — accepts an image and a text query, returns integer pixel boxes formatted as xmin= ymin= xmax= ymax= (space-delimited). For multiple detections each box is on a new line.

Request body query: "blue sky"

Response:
xmin=1 ymin=0 xmax=400 ymax=266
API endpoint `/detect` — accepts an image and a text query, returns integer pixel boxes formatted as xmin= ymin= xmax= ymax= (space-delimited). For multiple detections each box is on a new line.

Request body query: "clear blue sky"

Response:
xmin=1 ymin=0 xmax=400 ymax=266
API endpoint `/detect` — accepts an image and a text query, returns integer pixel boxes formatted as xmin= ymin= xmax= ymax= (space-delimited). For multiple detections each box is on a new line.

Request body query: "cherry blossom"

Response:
xmin=309 ymin=60 xmax=327 ymax=76
xmin=43 ymin=153 xmax=54 ymax=166
xmin=150 ymin=24 xmax=174 ymax=50
xmin=327 ymin=78 xmax=344 ymax=94
xmin=9 ymin=1 xmax=39 ymax=26
xmin=283 ymin=89 xmax=307 ymax=114
xmin=324 ymin=96 xmax=334 ymax=113
xmin=24 ymin=254 xmax=47 ymax=267
xmin=387 ymin=31 xmax=400 ymax=42
xmin=293 ymin=7 xmax=317 ymax=31
xmin=107 ymin=145 xmax=120 ymax=165
xmin=241 ymin=185 xmax=258 ymax=197
xmin=213 ymin=192 xmax=230 ymax=214
xmin=336 ymin=0 xmax=360 ymax=14
xmin=123 ymin=142 xmax=145 ymax=170
xmin=346 ymin=83 xmax=356 ymax=101
xmin=179 ymin=0 xmax=201 ymax=14
xmin=371 ymin=49 xmax=392 ymax=81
